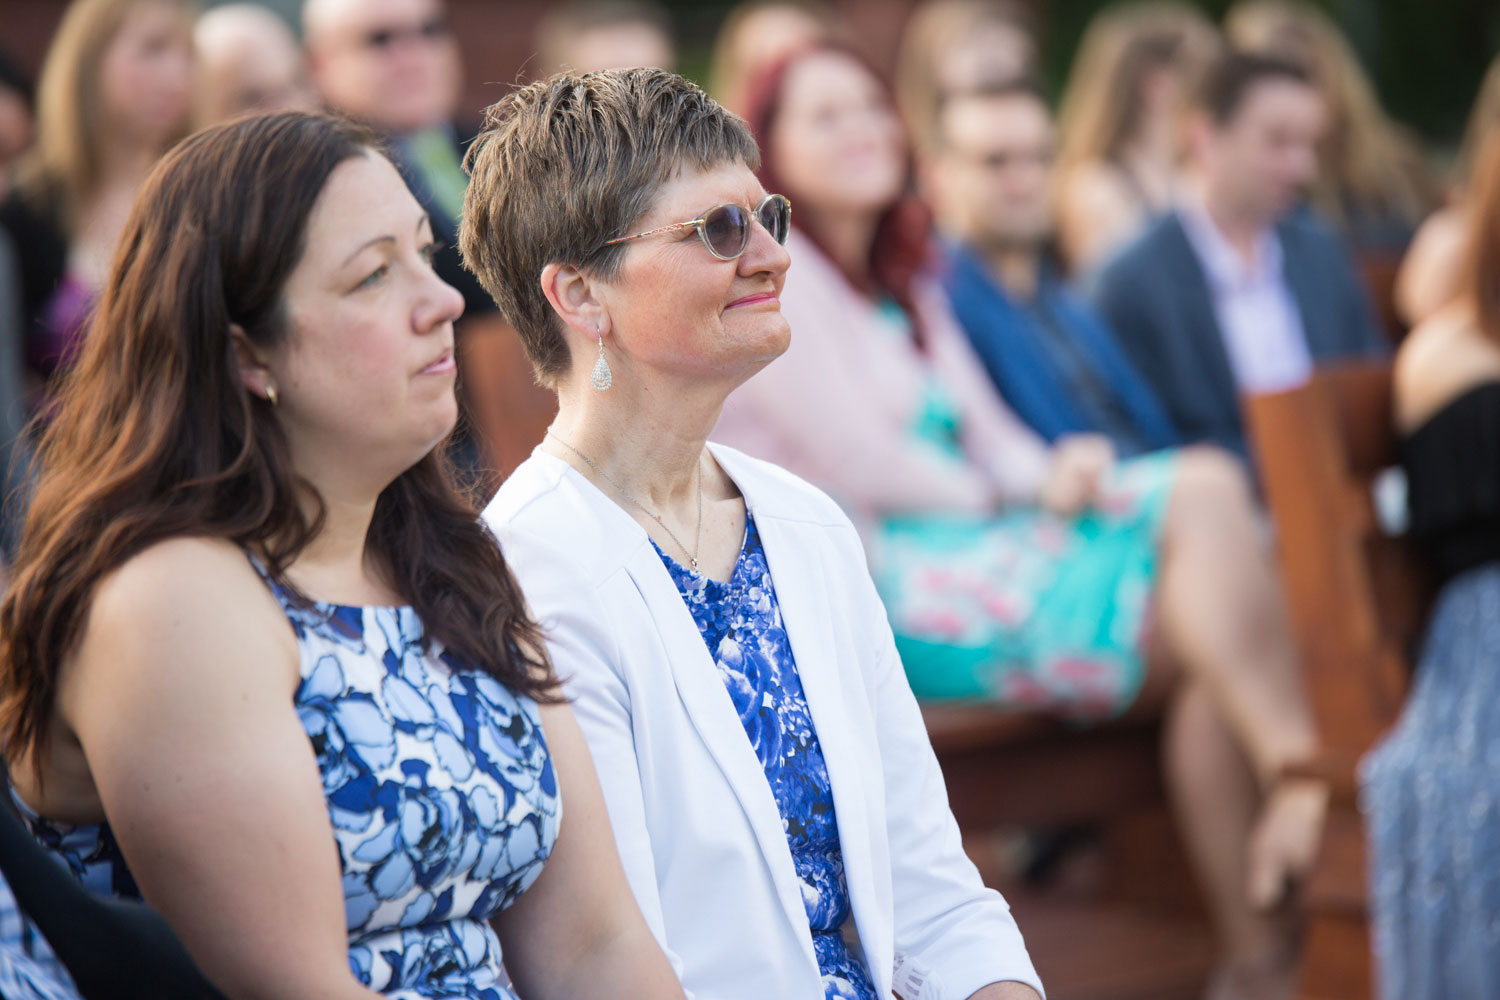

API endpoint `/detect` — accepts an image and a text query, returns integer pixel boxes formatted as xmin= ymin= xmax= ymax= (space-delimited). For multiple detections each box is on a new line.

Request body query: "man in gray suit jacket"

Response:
xmin=1089 ymin=51 xmax=1387 ymax=463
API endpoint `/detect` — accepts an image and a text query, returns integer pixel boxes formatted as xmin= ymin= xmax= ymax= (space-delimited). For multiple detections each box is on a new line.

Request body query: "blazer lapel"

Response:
xmin=1163 ymin=216 xmax=1239 ymax=404
xmin=621 ymin=532 xmax=818 ymax=965
xmin=715 ymin=447 xmax=886 ymax=987
xmin=1277 ymin=221 xmax=1335 ymax=359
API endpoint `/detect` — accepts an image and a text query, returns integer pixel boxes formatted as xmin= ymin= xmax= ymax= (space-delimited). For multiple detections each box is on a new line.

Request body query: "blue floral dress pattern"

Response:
xmin=15 ymin=560 xmax=561 ymax=999
xmin=654 ymin=517 xmax=877 ymax=1000
xmin=0 ymin=876 xmax=77 ymax=1000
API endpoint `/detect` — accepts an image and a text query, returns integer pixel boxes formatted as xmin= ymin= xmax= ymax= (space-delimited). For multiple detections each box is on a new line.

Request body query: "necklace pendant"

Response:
xmin=690 ymin=558 xmax=699 ymax=574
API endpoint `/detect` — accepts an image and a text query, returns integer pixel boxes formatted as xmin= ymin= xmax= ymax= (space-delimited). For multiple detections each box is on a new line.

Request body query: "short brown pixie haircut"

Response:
xmin=460 ymin=68 xmax=760 ymax=387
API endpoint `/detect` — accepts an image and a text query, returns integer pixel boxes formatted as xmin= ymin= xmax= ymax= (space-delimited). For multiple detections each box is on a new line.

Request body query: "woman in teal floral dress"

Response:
xmin=0 ymin=112 xmax=682 ymax=1000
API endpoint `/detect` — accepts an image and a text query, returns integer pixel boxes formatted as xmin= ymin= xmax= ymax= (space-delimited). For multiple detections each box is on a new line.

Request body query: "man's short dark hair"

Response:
xmin=1196 ymin=50 xmax=1313 ymax=126
xmin=934 ymin=77 xmax=1049 ymax=149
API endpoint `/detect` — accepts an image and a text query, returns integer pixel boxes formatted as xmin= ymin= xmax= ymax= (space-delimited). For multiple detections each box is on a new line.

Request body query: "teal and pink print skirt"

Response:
xmin=871 ymin=451 xmax=1176 ymax=720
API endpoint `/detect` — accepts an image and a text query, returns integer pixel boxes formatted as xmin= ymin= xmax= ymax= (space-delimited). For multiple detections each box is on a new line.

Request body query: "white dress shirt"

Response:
xmin=1177 ymin=200 xmax=1313 ymax=394
xmin=486 ymin=444 xmax=1044 ymax=1000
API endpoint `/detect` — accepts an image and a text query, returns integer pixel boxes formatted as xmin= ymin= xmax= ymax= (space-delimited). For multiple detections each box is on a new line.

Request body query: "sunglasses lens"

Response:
xmin=703 ymin=204 xmax=749 ymax=259
xmin=759 ymin=195 xmax=791 ymax=246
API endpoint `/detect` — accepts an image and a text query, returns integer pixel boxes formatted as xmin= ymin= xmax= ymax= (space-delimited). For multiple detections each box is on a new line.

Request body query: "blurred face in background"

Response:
xmin=0 ymin=84 xmax=32 ymax=176
xmin=928 ymin=91 xmax=1054 ymax=252
xmin=714 ymin=4 xmax=827 ymax=114
xmin=771 ymin=51 xmax=906 ymax=220
xmin=307 ymin=0 xmax=460 ymax=135
xmin=100 ymin=0 xmax=193 ymax=149
xmin=193 ymin=5 xmax=316 ymax=127
xmin=1192 ymin=76 xmax=1324 ymax=224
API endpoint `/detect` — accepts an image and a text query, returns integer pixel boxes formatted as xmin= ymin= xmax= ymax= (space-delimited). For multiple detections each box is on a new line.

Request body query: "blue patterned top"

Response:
xmin=654 ymin=516 xmax=877 ymax=1000
xmin=13 ymin=559 xmax=562 ymax=999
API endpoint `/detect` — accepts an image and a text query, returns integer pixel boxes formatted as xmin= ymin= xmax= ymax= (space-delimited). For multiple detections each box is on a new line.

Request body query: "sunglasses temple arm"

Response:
xmin=603 ymin=220 xmax=703 ymax=247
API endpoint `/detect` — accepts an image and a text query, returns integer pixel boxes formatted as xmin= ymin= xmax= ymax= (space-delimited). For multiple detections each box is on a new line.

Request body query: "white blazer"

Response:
xmin=485 ymin=444 xmax=1043 ymax=1000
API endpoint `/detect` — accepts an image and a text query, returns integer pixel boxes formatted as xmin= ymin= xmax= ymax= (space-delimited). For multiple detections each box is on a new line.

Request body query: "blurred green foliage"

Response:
xmin=1037 ymin=0 xmax=1500 ymax=146
xmin=661 ymin=0 xmax=1499 ymax=149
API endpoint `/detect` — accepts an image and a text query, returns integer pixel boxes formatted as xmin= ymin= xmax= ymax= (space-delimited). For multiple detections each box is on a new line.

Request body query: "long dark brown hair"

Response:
xmin=1 ymin=111 xmax=556 ymax=766
xmin=1466 ymin=131 xmax=1500 ymax=346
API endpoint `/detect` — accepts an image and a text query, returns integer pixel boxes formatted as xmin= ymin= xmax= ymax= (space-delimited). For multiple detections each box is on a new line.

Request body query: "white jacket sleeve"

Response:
xmin=498 ymin=528 xmax=697 ymax=998
xmin=858 ymin=560 xmax=1046 ymax=1000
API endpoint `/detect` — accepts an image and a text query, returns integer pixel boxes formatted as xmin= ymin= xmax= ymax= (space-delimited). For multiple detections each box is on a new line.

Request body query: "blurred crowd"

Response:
xmin=0 ymin=1 xmax=1498 ymax=999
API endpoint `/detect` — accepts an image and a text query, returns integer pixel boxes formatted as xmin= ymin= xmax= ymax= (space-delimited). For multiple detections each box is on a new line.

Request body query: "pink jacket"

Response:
xmin=714 ymin=230 xmax=1052 ymax=523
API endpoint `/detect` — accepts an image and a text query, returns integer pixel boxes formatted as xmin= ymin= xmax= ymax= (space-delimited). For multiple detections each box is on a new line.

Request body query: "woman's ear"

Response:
xmin=228 ymin=324 xmax=277 ymax=404
xmin=540 ymin=262 xmax=611 ymax=344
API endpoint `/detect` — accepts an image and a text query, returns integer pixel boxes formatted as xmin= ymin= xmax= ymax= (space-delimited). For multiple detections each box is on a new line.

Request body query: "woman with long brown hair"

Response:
xmin=1053 ymin=1 xmax=1219 ymax=275
xmin=0 ymin=0 xmax=193 ymax=412
xmin=1360 ymin=129 xmax=1500 ymax=1000
xmin=0 ymin=110 xmax=682 ymax=1000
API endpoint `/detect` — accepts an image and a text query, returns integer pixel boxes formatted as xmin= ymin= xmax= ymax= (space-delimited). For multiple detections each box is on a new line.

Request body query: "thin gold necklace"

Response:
xmin=547 ymin=430 xmax=704 ymax=574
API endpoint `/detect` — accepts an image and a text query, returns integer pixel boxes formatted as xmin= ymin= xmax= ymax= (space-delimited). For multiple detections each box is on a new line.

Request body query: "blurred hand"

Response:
xmin=1038 ymin=434 xmax=1116 ymax=516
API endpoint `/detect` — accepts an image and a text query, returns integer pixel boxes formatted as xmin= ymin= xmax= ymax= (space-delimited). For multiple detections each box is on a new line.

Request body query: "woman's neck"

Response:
xmin=95 ymin=131 xmax=161 ymax=194
xmin=549 ymin=374 xmax=724 ymax=511
xmin=68 ymin=136 xmax=163 ymax=285
xmin=799 ymin=206 xmax=880 ymax=284
xmin=277 ymin=471 xmax=391 ymax=605
xmin=1116 ymin=112 xmax=1180 ymax=207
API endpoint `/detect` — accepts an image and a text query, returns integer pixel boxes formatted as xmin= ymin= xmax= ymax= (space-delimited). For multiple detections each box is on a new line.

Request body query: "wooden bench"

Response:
xmin=1244 ymin=360 xmax=1430 ymax=1000
xmin=920 ymin=704 xmax=1214 ymax=1000
xmin=922 ymin=705 xmax=1163 ymax=832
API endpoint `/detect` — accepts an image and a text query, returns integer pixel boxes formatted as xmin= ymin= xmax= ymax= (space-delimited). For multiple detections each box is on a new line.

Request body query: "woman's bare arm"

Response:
xmin=60 ymin=537 xmax=380 ymax=1000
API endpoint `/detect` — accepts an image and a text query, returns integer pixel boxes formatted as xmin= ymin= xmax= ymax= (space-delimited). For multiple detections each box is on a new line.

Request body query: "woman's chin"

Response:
xmin=729 ymin=317 xmax=792 ymax=365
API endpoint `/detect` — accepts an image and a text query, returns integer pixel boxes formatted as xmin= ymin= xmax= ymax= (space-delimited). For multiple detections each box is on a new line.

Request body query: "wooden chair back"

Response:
xmin=1245 ymin=359 xmax=1432 ymax=1000
xmin=1357 ymin=252 xmax=1409 ymax=345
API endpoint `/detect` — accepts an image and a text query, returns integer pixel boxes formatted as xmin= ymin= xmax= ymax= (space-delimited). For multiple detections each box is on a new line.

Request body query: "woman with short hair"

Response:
xmin=718 ymin=43 xmax=1330 ymax=1000
xmin=463 ymin=67 xmax=1044 ymax=1000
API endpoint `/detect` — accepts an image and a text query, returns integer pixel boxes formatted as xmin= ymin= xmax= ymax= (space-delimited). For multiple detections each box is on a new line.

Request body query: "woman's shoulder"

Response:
xmin=100 ymin=533 xmax=258 ymax=591
xmin=64 ymin=536 xmax=296 ymax=720
xmin=86 ymin=536 xmax=284 ymax=644
xmin=1395 ymin=303 xmax=1500 ymax=433
xmin=484 ymin=453 xmax=635 ymax=588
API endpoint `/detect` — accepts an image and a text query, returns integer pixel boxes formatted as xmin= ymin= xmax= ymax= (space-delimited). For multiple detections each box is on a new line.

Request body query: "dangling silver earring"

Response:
xmin=590 ymin=336 xmax=613 ymax=391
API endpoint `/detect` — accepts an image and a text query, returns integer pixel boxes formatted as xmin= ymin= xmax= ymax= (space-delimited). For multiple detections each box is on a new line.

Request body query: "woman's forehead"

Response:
xmin=650 ymin=162 xmax=766 ymax=217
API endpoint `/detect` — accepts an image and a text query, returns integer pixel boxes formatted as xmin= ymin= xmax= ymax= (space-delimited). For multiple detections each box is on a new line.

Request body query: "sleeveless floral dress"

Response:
xmin=654 ymin=516 xmax=878 ymax=1000
xmin=12 ymin=558 xmax=562 ymax=998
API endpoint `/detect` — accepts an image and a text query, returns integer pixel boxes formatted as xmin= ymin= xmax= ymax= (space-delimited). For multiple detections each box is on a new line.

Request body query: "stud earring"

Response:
xmin=590 ymin=336 xmax=613 ymax=391
xmin=266 ymin=385 xmax=279 ymax=407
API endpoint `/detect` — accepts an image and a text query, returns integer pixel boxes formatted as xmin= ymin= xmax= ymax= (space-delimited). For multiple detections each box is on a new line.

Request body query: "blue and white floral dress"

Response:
xmin=12 ymin=559 xmax=562 ymax=999
xmin=654 ymin=516 xmax=878 ymax=1000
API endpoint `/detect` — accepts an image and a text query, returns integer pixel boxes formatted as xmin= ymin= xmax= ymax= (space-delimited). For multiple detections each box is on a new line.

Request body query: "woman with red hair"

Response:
xmin=716 ymin=44 xmax=1328 ymax=999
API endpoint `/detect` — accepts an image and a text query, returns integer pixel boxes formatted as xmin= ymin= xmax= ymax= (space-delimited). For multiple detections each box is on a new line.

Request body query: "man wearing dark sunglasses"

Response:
xmin=303 ymin=0 xmax=558 ymax=484
xmin=304 ymin=0 xmax=459 ymax=139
